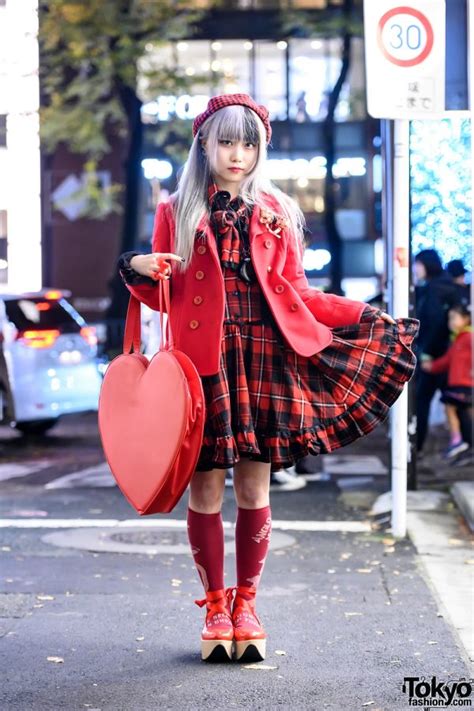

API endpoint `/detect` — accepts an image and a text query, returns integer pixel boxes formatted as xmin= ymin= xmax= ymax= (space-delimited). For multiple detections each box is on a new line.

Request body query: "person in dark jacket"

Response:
xmin=414 ymin=249 xmax=459 ymax=454
xmin=446 ymin=259 xmax=471 ymax=306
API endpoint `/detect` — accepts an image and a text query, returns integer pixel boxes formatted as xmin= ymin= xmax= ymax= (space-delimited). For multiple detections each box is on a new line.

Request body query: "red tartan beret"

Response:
xmin=192 ymin=93 xmax=272 ymax=145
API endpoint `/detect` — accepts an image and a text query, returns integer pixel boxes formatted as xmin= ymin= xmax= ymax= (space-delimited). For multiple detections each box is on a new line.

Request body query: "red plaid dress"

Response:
xmin=195 ymin=188 xmax=419 ymax=473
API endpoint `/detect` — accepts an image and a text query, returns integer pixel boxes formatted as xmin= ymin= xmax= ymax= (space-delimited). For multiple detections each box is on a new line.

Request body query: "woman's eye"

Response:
xmin=246 ymin=142 xmax=256 ymax=148
xmin=219 ymin=139 xmax=232 ymax=145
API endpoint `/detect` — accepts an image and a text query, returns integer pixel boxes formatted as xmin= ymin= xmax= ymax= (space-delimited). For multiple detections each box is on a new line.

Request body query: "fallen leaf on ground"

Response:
xmin=46 ymin=656 xmax=64 ymax=663
xmin=274 ymin=650 xmax=286 ymax=655
xmin=37 ymin=595 xmax=54 ymax=601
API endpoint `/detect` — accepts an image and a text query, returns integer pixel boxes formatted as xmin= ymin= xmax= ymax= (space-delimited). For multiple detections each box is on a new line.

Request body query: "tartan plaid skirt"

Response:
xmin=195 ymin=267 xmax=419 ymax=473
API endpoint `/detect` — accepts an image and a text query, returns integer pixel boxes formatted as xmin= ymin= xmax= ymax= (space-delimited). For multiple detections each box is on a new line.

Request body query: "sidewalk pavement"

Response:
xmin=0 ymin=422 xmax=473 ymax=710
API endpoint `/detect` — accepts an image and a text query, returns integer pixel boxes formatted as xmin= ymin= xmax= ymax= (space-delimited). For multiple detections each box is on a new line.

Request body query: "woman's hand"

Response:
xmin=130 ymin=253 xmax=183 ymax=281
xmin=370 ymin=307 xmax=397 ymax=325
xmin=379 ymin=311 xmax=396 ymax=325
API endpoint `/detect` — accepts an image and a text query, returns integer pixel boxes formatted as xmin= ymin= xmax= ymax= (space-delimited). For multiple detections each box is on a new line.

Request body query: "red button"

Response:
xmin=290 ymin=302 xmax=299 ymax=311
xmin=197 ymin=245 xmax=207 ymax=255
xmin=189 ymin=320 xmax=200 ymax=329
xmin=195 ymin=270 xmax=205 ymax=280
xmin=193 ymin=296 xmax=203 ymax=305
xmin=275 ymin=284 xmax=284 ymax=294
xmin=264 ymin=239 xmax=272 ymax=249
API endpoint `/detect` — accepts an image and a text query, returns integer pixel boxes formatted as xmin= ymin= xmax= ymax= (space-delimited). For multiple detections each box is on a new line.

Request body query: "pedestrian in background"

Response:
xmin=420 ymin=302 xmax=473 ymax=464
xmin=117 ymin=94 xmax=419 ymax=664
xmin=446 ymin=258 xmax=471 ymax=305
xmin=413 ymin=249 xmax=459 ymax=455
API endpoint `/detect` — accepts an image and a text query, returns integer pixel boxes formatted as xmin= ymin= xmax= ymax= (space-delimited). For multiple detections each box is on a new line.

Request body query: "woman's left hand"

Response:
xmin=379 ymin=311 xmax=397 ymax=325
xmin=372 ymin=308 xmax=397 ymax=325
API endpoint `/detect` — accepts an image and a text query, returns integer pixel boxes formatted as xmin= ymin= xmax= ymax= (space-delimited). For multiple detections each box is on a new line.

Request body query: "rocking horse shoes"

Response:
xmin=98 ymin=278 xmax=206 ymax=515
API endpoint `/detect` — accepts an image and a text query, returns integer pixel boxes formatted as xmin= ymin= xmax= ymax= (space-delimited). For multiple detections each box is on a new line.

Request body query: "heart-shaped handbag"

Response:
xmin=98 ymin=279 xmax=206 ymax=514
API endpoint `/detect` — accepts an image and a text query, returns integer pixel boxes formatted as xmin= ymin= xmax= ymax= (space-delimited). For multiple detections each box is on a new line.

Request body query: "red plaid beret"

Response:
xmin=192 ymin=93 xmax=272 ymax=145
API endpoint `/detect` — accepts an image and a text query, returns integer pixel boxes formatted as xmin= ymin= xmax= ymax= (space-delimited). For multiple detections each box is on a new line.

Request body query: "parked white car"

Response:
xmin=0 ymin=289 xmax=102 ymax=435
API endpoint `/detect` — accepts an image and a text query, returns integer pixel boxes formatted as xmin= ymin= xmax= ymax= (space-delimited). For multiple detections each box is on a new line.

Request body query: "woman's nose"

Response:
xmin=231 ymin=144 xmax=244 ymax=161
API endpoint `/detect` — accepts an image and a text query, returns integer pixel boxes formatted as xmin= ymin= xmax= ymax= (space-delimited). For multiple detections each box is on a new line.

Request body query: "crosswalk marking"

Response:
xmin=0 ymin=517 xmax=371 ymax=532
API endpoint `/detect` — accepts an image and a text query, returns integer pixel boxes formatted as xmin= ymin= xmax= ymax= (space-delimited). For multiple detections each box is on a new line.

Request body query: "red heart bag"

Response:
xmin=98 ymin=279 xmax=205 ymax=514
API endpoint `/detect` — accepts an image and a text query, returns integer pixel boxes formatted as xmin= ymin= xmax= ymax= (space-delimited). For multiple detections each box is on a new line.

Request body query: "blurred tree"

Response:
xmin=281 ymin=0 xmax=364 ymax=296
xmin=38 ymin=0 xmax=207 ymax=350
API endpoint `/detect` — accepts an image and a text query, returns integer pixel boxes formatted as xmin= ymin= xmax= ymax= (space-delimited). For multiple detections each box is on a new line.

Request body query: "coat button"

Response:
xmin=189 ymin=320 xmax=200 ymax=329
xmin=193 ymin=295 xmax=203 ymax=305
xmin=275 ymin=284 xmax=284 ymax=294
xmin=264 ymin=239 xmax=272 ymax=249
xmin=195 ymin=270 xmax=205 ymax=280
xmin=197 ymin=245 xmax=207 ymax=255
xmin=267 ymin=265 xmax=272 ymax=272
xmin=290 ymin=302 xmax=299 ymax=311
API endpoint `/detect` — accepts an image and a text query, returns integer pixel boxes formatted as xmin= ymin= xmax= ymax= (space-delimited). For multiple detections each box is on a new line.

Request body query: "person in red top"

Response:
xmin=117 ymin=94 xmax=419 ymax=664
xmin=421 ymin=302 xmax=473 ymax=460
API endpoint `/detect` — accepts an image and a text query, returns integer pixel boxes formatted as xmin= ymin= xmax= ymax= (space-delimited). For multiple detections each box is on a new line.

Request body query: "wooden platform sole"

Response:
xmin=201 ymin=638 xmax=233 ymax=662
xmin=234 ymin=638 xmax=266 ymax=662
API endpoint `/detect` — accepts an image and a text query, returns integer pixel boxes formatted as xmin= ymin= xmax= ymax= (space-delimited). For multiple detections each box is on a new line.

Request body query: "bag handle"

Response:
xmin=123 ymin=278 xmax=173 ymax=354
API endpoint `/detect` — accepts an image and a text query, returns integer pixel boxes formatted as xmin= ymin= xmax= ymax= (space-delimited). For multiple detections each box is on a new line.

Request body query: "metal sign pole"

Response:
xmin=390 ymin=118 xmax=411 ymax=538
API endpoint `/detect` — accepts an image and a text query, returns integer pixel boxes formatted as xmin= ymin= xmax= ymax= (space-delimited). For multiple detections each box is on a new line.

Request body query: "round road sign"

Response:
xmin=377 ymin=6 xmax=434 ymax=67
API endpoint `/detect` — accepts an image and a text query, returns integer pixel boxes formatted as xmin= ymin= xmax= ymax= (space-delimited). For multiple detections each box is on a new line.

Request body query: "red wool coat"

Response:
xmin=125 ymin=196 xmax=368 ymax=376
xmin=428 ymin=330 xmax=473 ymax=387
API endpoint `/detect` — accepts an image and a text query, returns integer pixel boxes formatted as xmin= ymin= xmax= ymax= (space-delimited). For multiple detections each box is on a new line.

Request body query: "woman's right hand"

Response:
xmin=130 ymin=253 xmax=184 ymax=281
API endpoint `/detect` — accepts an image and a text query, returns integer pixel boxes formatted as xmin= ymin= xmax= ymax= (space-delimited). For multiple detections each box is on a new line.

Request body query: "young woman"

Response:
xmin=118 ymin=94 xmax=419 ymax=664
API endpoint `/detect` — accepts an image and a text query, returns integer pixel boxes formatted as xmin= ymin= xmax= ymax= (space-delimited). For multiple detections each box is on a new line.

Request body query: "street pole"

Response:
xmin=469 ymin=0 xmax=474 ymax=313
xmin=390 ymin=119 xmax=411 ymax=539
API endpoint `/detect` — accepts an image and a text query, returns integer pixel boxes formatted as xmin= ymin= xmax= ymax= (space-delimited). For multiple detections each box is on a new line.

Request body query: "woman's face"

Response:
xmin=413 ymin=260 xmax=427 ymax=283
xmin=204 ymin=138 xmax=258 ymax=191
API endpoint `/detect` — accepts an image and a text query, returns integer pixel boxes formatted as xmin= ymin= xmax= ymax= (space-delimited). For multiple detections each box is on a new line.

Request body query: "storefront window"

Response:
xmin=209 ymin=40 xmax=251 ymax=95
xmin=288 ymin=37 xmax=366 ymax=122
xmin=254 ymin=40 xmax=287 ymax=120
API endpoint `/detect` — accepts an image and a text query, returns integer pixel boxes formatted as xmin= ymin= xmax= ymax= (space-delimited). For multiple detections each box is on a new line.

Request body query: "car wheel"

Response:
xmin=14 ymin=419 xmax=59 ymax=435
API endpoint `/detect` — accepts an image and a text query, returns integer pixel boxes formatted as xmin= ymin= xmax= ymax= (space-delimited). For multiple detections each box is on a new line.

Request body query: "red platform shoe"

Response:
xmin=230 ymin=585 xmax=266 ymax=662
xmin=194 ymin=586 xmax=235 ymax=662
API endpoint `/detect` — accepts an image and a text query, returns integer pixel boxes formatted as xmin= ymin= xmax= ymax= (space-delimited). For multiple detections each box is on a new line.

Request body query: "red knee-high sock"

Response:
xmin=235 ymin=505 xmax=272 ymax=589
xmin=187 ymin=507 xmax=225 ymax=593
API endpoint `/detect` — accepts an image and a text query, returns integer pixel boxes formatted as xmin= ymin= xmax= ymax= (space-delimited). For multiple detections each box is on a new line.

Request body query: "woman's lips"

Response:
xmin=228 ymin=167 xmax=243 ymax=172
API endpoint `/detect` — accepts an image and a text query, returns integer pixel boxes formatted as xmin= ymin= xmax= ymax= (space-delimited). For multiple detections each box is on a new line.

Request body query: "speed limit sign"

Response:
xmin=364 ymin=0 xmax=445 ymax=118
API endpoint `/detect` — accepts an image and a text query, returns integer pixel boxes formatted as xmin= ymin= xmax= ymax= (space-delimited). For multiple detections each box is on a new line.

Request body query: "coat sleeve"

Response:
xmin=281 ymin=232 xmax=368 ymax=328
xmin=428 ymin=348 xmax=451 ymax=374
xmin=123 ymin=202 xmax=171 ymax=313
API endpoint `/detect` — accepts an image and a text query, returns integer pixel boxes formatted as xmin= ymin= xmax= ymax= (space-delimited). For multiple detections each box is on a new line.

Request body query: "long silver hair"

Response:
xmin=169 ymin=104 xmax=307 ymax=273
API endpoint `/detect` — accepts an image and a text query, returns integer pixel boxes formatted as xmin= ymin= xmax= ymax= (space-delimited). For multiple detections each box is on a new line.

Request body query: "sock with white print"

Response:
xmin=235 ymin=504 xmax=272 ymax=591
xmin=187 ymin=507 xmax=225 ymax=593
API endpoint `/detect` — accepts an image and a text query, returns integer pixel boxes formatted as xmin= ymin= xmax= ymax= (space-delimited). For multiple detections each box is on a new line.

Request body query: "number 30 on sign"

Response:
xmin=377 ymin=6 xmax=434 ymax=67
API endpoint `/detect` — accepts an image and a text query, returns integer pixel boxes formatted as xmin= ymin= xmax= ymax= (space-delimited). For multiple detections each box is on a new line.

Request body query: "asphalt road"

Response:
xmin=0 ymin=414 xmax=472 ymax=710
